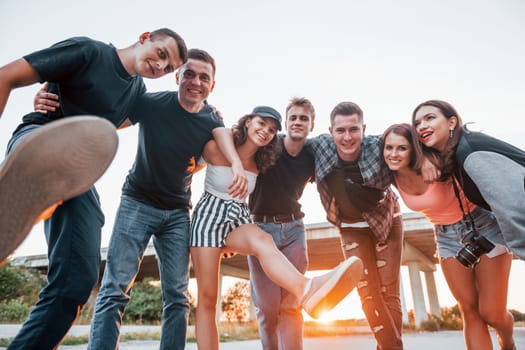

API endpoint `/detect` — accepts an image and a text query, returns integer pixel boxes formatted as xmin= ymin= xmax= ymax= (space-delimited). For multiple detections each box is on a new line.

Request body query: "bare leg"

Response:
xmin=476 ymin=253 xmax=515 ymax=350
xmin=225 ymin=223 xmax=308 ymax=298
xmin=226 ymin=223 xmax=363 ymax=318
xmin=190 ymin=246 xmax=222 ymax=350
xmin=441 ymin=257 xmax=492 ymax=350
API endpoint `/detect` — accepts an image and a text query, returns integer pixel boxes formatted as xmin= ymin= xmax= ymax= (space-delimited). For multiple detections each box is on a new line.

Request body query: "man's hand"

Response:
xmin=420 ymin=157 xmax=441 ymax=183
xmin=34 ymin=82 xmax=60 ymax=114
xmin=208 ymin=104 xmax=223 ymax=120
xmin=228 ymin=159 xmax=248 ymax=200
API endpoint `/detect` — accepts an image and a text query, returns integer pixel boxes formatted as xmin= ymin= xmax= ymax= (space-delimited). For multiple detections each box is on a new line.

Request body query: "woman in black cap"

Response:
xmin=190 ymin=106 xmax=363 ymax=350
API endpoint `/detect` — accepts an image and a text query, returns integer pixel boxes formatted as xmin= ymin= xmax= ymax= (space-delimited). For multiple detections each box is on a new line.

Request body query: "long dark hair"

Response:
xmin=381 ymin=123 xmax=418 ymax=170
xmin=411 ymin=100 xmax=463 ymax=180
xmin=232 ymin=114 xmax=281 ymax=173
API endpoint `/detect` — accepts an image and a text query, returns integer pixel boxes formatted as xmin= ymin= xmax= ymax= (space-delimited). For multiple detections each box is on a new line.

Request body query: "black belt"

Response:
xmin=251 ymin=212 xmax=304 ymax=223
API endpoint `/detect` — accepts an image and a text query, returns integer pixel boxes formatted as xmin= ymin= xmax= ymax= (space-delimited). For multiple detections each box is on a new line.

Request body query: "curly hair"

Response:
xmin=232 ymin=114 xmax=281 ymax=173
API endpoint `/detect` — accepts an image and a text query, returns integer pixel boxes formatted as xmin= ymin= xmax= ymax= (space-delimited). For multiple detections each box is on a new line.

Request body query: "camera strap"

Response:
xmin=451 ymin=175 xmax=477 ymax=232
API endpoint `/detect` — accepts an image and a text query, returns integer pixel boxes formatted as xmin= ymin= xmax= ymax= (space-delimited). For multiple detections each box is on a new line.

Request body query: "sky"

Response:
xmin=1 ymin=0 xmax=524 ymax=319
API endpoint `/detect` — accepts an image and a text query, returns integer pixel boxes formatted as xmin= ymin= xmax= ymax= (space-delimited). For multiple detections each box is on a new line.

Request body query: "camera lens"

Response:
xmin=456 ymin=246 xmax=479 ymax=267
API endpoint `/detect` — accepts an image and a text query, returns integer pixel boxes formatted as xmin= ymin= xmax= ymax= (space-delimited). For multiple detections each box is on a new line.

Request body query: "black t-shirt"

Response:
xmin=18 ymin=36 xmax=145 ymax=129
xmin=249 ymin=135 xmax=314 ymax=216
xmin=326 ymin=158 xmax=386 ymax=222
xmin=326 ymin=161 xmax=363 ymax=222
xmin=122 ymin=91 xmax=224 ymax=210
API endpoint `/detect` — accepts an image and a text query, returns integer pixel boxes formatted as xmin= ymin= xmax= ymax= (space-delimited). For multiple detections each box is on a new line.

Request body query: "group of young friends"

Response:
xmin=0 ymin=28 xmax=523 ymax=350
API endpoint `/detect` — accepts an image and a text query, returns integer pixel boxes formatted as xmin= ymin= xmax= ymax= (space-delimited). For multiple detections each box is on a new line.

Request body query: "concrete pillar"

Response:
xmin=407 ymin=261 xmax=427 ymax=328
xmin=424 ymin=271 xmax=441 ymax=319
xmin=399 ymin=273 xmax=409 ymax=325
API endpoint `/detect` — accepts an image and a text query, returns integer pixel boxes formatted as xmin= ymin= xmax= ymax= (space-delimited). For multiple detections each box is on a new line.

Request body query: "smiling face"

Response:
xmin=176 ymin=58 xmax=215 ymax=110
xmin=413 ymin=105 xmax=457 ymax=152
xmin=383 ymin=132 xmax=412 ymax=172
xmin=285 ymin=105 xmax=314 ymax=142
xmin=246 ymin=116 xmax=278 ymax=147
xmin=329 ymin=113 xmax=365 ymax=162
xmin=134 ymin=33 xmax=184 ymax=78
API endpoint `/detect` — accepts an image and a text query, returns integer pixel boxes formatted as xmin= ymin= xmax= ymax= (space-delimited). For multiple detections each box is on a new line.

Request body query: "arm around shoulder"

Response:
xmin=202 ymin=139 xmax=220 ymax=165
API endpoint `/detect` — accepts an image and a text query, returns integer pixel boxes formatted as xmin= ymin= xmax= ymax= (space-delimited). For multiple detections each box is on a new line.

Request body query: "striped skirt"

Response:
xmin=190 ymin=191 xmax=253 ymax=247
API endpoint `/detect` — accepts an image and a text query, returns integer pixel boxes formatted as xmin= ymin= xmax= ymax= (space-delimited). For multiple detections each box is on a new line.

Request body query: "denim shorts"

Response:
xmin=435 ymin=206 xmax=509 ymax=259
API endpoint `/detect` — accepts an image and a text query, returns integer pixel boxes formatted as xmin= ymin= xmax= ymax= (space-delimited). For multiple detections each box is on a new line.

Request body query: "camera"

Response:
xmin=455 ymin=230 xmax=495 ymax=267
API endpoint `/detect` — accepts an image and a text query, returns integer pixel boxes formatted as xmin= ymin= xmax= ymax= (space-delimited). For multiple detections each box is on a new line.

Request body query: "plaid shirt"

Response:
xmin=308 ymin=134 xmax=398 ymax=242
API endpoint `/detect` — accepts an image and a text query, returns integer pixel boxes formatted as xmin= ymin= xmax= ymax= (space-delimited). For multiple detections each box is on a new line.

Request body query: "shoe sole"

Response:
xmin=304 ymin=256 xmax=364 ymax=318
xmin=0 ymin=116 xmax=118 ymax=264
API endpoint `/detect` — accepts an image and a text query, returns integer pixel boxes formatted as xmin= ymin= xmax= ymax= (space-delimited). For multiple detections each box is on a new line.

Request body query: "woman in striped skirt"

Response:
xmin=190 ymin=106 xmax=363 ymax=350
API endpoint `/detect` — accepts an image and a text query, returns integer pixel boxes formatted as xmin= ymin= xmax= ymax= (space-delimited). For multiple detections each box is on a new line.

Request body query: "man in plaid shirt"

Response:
xmin=309 ymin=101 xmax=404 ymax=350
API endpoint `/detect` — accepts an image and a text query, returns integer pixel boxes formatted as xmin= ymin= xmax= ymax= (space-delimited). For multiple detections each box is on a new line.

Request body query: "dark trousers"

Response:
xmin=339 ymin=214 xmax=404 ymax=350
xmin=7 ymin=189 xmax=104 ymax=350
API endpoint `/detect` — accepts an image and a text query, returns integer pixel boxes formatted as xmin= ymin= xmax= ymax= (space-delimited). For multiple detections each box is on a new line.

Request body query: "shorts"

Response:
xmin=435 ymin=206 xmax=509 ymax=259
xmin=190 ymin=191 xmax=252 ymax=247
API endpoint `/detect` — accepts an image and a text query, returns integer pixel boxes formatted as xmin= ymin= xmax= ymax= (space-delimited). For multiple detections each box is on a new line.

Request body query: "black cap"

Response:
xmin=252 ymin=105 xmax=282 ymax=131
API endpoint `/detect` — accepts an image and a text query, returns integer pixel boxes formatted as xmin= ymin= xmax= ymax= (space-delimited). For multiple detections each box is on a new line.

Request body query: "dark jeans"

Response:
xmin=7 ymin=190 xmax=104 ymax=350
xmin=7 ymin=125 xmax=104 ymax=350
xmin=339 ymin=214 xmax=404 ymax=350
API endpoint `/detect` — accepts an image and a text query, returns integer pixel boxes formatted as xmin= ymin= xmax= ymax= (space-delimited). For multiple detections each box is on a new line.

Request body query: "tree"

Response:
xmin=0 ymin=263 xmax=46 ymax=322
xmin=0 ymin=263 xmax=45 ymax=304
xmin=221 ymin=281 xmax=250 ymax=323
xmin=123 ymin=278 xmax=163 ymax=324
xmin=0 ymin=263 xmax=27 ymax=303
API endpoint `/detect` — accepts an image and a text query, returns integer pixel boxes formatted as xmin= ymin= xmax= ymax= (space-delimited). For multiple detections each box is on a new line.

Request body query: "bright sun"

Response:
xmin=315 ymin=311 xmax=334 ymax=324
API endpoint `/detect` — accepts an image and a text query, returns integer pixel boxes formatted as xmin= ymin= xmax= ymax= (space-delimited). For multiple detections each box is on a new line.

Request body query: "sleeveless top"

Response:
xmin=395 ymin=179 xmax=477 ymax=225
xmin=205 ymin=164 xmax=258 ymax=202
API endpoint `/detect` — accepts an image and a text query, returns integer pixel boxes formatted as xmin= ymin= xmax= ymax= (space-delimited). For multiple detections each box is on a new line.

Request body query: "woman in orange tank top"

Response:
xmin=382 ymin=123 xmax=515 ymax=350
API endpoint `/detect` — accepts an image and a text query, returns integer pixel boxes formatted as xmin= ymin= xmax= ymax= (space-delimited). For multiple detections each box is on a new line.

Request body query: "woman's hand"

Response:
xmin=228 ymin=159 xmax=248 ymax=200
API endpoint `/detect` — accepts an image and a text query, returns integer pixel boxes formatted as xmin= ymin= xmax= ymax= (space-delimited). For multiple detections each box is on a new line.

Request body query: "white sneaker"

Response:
xmin=302 ymin=256 xmax=363 ymax=318
xmin=0 ymin=116 xmax=118 ymax=264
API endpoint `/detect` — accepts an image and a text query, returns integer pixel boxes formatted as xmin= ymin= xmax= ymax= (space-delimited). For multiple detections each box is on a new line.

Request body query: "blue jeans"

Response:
xmin=435 ymin=206 xmax=508 ymax=259
xmin=339 ymin=214 xmax=404 ymax=350
xmin=7 ymin=124 xmax=104 ymax=350
xmin=88 ymin=195 xmax=190 ymax=350
xmin=247 ymin=219 xmax=308 ymax=350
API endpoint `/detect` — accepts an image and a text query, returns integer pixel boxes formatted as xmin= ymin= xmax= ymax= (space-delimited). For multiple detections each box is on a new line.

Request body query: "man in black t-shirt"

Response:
xmin=248 ymin=97 xmax=316 ymax=350
xmin=87 ymin=49 xmax=249 ymax=350
xmin=0 ymin=29 xmax=187 ymax=350
xmin=35 ymin=49 xmax=248 ymax=350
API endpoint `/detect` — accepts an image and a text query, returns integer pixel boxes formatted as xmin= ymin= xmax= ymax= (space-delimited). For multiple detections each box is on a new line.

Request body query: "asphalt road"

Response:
xmin=1 ymin=325 xmax=524 ymax=349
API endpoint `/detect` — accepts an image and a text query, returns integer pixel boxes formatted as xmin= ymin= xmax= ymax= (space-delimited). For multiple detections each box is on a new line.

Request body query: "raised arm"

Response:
xmin=212 ymin=127 xmax=248 ymax=199
xmin=0 ymin=58 xmax=41 ymax=118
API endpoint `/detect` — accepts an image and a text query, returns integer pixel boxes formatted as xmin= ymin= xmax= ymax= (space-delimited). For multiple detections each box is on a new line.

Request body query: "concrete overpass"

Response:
xmin=11 ymin=212 xmax=439 ymax=327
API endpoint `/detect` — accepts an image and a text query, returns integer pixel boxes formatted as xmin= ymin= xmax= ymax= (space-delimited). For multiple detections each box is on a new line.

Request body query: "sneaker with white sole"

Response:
xmin=0 ymin=116 xmax=118 ymax=264
xmin=301 ymin=256 xmax=363 ymax=318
